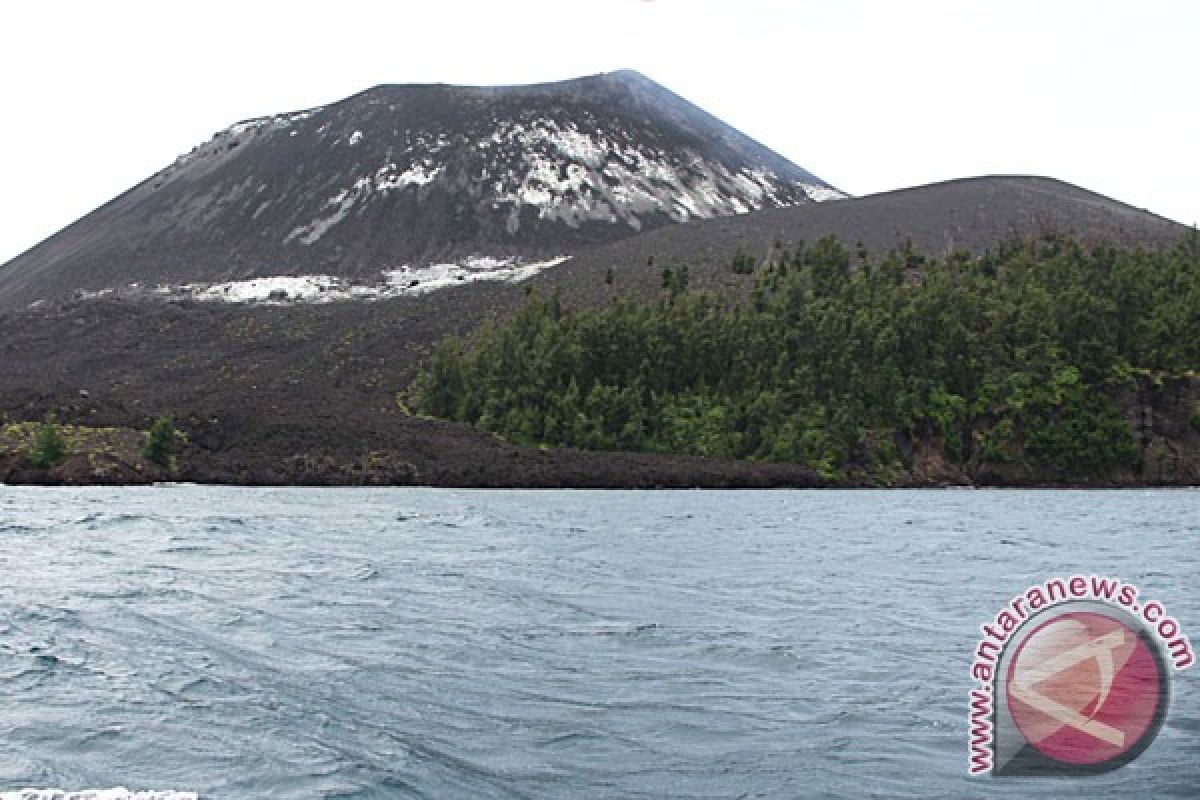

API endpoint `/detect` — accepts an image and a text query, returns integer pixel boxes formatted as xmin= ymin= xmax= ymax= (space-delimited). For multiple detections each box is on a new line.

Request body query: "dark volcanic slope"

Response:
xmin=0 ymin=70 xmax=840 ymax=311
xmin=562 ymin=175 xmax=1188 ymax=283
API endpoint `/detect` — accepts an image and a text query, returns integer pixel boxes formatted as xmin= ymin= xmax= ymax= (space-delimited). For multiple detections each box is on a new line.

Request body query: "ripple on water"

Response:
xmin=0 ymin=487 xmax=1194 ymax=799
xmin=0 ymin=791 xmax=198 ymax=800
xmin=72 ymin=512 xmax=156 ymax=530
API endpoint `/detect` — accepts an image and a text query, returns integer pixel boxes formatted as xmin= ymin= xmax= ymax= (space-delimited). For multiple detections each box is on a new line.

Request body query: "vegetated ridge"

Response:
xmin=413 ymin=230 xmax=1200 ymax=486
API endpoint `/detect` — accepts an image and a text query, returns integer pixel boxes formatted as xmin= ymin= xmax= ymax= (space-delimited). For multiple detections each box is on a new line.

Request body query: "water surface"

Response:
xmin=0 ymin=488 xmax=1195 ymax=798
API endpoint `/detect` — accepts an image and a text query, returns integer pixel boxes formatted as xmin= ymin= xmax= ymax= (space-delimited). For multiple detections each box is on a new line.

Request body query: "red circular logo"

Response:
xmin=1006 ymin=610 xmax=1164 ymax=766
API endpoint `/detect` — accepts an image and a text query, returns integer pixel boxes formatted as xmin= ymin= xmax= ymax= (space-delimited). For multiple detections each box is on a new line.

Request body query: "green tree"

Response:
xmin=30 ymin=415 xmax=67 ymax=468
xmin=411 ymin=233 xmax=1198 ymax=482
xmin=731 ymin=246 xmax=756 ymax=274
xmin=142 ymin=416 xmax=179 ymax=467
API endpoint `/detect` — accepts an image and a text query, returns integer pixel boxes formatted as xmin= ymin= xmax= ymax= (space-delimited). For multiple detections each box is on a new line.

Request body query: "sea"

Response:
xmin=0 ymin=487 xmax=1195 ymax=798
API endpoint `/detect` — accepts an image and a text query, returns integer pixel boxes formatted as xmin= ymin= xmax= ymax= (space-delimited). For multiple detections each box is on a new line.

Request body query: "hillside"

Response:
xmin=0 ymin=175 xmax=1194 ymax=487
xmin=0 ymin=70 xmax=840 ymax=312
xmin=415 ymin=231 xmax=1200 ymax=486
xmin=534 ymin=175 xmax=1186 ymax=307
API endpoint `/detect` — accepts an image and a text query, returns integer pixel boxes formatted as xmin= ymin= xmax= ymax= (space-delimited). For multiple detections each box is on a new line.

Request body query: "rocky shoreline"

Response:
xmin=2 ymin=414 xmax=1195 ymax=489
xmin=0 ymin=414 xmax=831 ymax=489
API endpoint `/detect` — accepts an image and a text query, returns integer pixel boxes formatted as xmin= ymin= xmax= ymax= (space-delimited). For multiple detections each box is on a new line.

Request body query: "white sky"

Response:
xmin=1 ymin=0 xmax=1197 ymax=265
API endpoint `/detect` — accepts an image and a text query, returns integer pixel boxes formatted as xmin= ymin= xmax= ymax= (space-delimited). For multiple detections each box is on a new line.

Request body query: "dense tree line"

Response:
xmin=413 ymin=232 xmax=1200 ymax=480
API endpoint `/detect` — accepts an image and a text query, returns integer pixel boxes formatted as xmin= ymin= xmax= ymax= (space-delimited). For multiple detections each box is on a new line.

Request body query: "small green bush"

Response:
xmin=731 ymin=246 xmax=756 ymax=274
xmin=30 ymin=416 xmax=67 ymax=468
xmin=142 ymin=416 xmax=178 ymax=467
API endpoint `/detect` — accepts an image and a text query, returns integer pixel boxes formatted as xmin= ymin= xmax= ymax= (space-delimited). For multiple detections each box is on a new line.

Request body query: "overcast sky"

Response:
xmin=1 ymin=0 xmax=1196 ymax=265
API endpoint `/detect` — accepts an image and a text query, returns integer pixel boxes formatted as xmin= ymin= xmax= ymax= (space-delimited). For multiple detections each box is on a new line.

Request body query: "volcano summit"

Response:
xmin=0 ymin=70 xmax=842 ymax=310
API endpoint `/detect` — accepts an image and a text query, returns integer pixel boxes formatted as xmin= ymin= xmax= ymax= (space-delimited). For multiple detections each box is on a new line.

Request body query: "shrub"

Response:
xmin=142 ymin=416 xmax=178 ymax=467
xmin=30 ymin=416 xmax=67 ymax=469
xmin=731 ymin=246 xmax=756 ymax=274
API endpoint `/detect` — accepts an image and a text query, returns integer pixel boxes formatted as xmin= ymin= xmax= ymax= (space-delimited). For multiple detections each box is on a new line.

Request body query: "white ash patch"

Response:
xmin=283 ymin=176 xmax=371 ymax=245
xmin=389 ymin=163 xmax=442 ymax=188
xmin=380 ymin=256 xmax=570 ymax=295
xmin=74 ymin=287 xmax=116 ymax=301
xmin=467 ymin=116 xmax=833 ymax=232
xmin=141 ymin=256 xmax=571 ymax=305
xmin=800 ymin=183 xmax=848 ymax=202
xmin=461 ymin=256 xmax=516 ymax=270
xmin=286 ymin=161 xmax=444 ymax=244
xmin=348 ymin=130 xmax=363 ymax=146
xmin=191 ymin=275 xmax=348 ymax=303
xmin=166 ymin=108 xmax=324 ymax=172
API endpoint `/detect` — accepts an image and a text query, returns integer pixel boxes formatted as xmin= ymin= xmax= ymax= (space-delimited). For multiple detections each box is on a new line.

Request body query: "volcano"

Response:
xmin=0 ymin=70 xmax=842 ymax=310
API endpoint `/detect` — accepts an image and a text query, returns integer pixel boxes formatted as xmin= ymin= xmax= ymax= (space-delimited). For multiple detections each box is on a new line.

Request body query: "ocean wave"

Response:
xmin=0 ymin=791 xmax=197 ymax=800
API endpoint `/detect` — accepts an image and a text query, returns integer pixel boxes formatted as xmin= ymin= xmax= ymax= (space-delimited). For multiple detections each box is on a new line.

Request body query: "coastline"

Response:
xmin=2 ymin=438 xmax=1196 ymax=489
